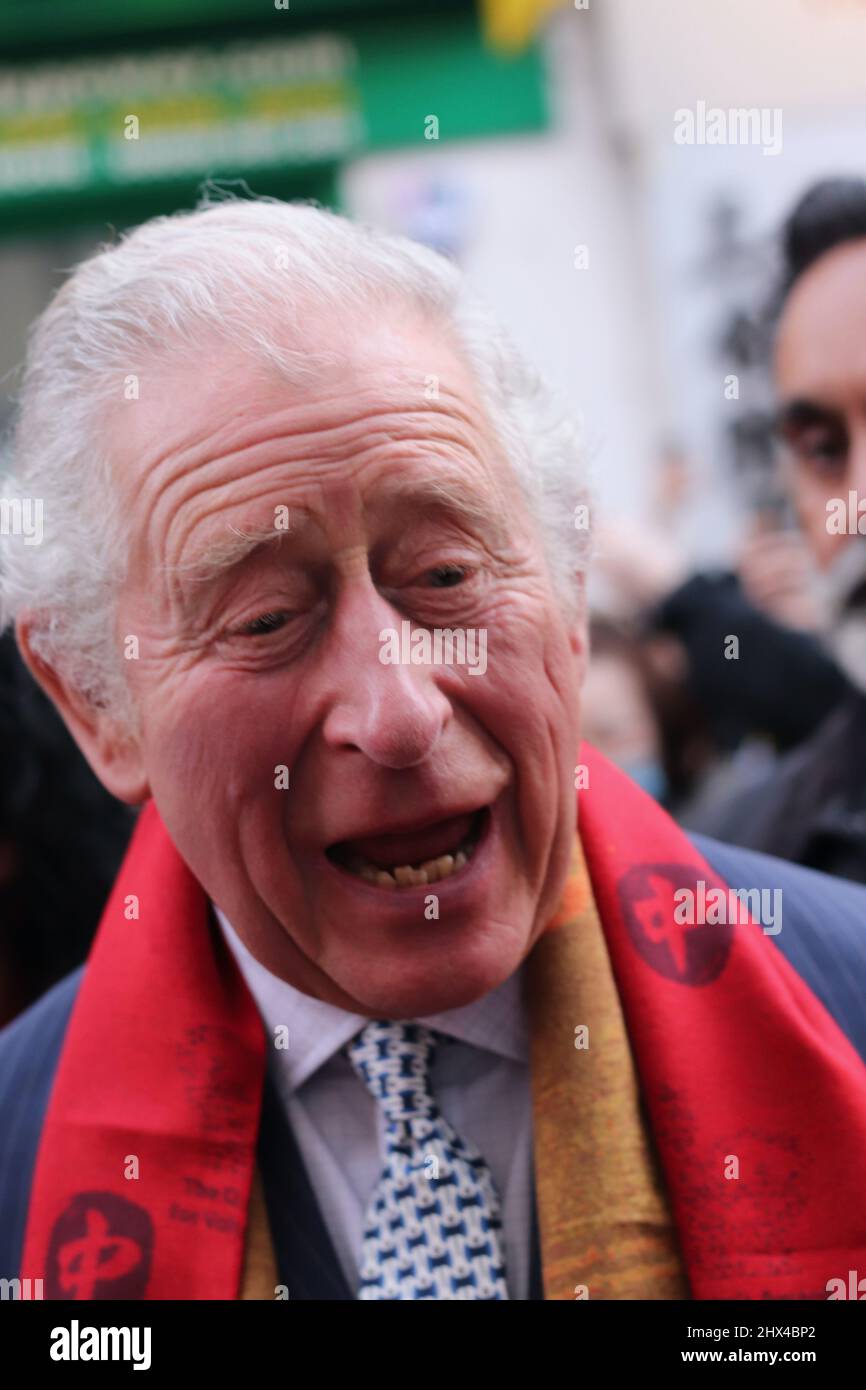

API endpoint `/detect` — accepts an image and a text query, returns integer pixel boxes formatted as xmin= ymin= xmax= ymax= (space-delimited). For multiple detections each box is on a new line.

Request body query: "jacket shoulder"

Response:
xmin=0 ymin=968 xmax=84 ymax=1280
xmin=694 ymin=835 xmax=866 ymax=1064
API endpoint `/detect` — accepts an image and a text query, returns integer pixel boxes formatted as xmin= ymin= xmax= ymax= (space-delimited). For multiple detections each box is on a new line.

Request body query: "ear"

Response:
xmin=567 ymin=572 xmax=590 ymax=686
xmin=15 ymin=618 xmax=151 ymax=805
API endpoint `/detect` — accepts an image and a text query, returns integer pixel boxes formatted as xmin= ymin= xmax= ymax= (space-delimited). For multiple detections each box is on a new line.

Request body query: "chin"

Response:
xmin=341 ymin=928 xmax=528 ymax=1020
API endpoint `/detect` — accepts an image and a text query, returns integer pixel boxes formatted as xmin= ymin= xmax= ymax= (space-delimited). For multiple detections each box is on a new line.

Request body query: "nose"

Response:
xmin=320 ymin=577 xmax=453 ymax=770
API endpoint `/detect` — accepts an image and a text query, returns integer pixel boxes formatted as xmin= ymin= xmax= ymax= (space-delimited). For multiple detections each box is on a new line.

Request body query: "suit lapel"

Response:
xmin=256 ymin=1064 xmax=354 ymax=1300
xmin=527 ymin=1174 xmax=544 ymax=1299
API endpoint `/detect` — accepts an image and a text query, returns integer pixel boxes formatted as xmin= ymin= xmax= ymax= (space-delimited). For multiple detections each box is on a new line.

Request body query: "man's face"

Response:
xmin=775 ymin=239 xmax=866 ymax=570
xmin=83 ymin=318 xmax=584 ymax=1018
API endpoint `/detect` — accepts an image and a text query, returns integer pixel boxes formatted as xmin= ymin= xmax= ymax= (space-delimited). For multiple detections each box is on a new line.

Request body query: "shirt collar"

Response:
xmin=214 ymin=904 xmax=529 ymax=1094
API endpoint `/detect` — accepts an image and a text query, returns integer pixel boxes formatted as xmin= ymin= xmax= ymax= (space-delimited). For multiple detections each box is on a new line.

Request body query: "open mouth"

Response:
xmin=325 ymin=806 xmax=489 ymax=889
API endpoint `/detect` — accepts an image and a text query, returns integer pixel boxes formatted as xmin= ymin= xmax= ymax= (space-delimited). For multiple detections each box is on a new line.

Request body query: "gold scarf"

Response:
xmin=240 ymin=839 xmax=688 ymax=1299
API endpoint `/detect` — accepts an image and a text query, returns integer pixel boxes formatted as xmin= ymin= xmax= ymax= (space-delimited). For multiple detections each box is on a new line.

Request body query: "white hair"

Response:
xmin=0 ymin=192 xmax=590 ymax=722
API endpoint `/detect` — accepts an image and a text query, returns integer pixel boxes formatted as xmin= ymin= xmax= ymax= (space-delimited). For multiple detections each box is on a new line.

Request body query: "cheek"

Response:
xmin=456 ymin=608 xmax=582 ymax=764
xmin=139 ymin=672 xmax=298 ymax=819
xmin=791 ymin=473 xmax=840 ymax=568
xmin=527 ymin=613 xmax=584 ymax=729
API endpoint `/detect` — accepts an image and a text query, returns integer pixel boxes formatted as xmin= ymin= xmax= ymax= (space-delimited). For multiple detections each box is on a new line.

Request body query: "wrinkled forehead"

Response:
xmin=100 ymin=313 xmax=523 ymax=586
xmin=112 ymin=300 xmax=444 ymax=401
xmin=105 ymin=310 xmax=493 ymax=484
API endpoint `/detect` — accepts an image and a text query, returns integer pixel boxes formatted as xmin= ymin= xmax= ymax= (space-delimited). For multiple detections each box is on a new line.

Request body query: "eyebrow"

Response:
xmin=374 ymin=473 xmax=511 ymax=545
xmin=774 ymin=398 xmax=843 ymax=435
xmin=165 ymin=471 xmax=512 ymax=592
xmin=163 ymin=519 xmax=301 ymax=589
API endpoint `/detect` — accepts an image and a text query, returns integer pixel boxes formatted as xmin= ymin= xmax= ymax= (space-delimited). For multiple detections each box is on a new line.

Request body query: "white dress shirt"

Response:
xmin=214 ymin=905 xmax=535 ymax=1299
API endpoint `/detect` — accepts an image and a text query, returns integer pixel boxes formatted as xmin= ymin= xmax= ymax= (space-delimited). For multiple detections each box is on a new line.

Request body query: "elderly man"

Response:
xmin=1 ymin=198 xmax=866 ymax=1303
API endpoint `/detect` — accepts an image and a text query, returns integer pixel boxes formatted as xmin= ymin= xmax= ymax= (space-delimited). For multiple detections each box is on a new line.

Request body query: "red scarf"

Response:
xmin=21 ymin=746 xmax=866 ymax=1298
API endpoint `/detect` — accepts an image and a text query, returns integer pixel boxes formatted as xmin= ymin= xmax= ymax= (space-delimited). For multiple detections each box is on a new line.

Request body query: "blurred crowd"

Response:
xmin=3 ymin=175 xmax=866 ymax=1024
xmin=585 ymin=177 xmax=866 ymax=886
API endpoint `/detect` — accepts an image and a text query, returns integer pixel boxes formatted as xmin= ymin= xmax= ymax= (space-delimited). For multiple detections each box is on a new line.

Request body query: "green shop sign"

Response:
xmin=0 ymin=35 xmax=364 ymax=194
xmin=0 ymin=15 xmax=546 ymax=233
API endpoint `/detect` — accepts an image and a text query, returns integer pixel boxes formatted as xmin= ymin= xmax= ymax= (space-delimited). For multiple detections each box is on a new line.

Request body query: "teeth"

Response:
xmin=341 ymin=829 xmax=481 ymax=889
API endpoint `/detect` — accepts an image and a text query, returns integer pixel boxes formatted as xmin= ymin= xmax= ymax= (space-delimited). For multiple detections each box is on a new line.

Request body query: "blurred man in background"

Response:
xmin=694 ymin=179 xmax=866 ymax=881
xmin=594 ymin=179 xmax=866 ymax=885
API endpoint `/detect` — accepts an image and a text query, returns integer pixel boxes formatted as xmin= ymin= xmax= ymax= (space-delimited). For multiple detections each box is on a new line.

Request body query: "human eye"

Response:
xmin=426 ymin=563 xmax=471 ymax=589
xmin=800 ymin=431 xmax=845 ymax=467
xmin=216 ymin=602 xmax=320 ymax=665
xmin=778 ymin=413 xmax=847 ymax=474
xmin=235 ymin=609 xmax=292 ymax=637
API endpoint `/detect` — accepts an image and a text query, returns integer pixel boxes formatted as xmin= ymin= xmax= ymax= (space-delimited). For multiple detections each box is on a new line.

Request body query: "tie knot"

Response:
xmin=346 ymin=1020 xmax=438 ymax=1125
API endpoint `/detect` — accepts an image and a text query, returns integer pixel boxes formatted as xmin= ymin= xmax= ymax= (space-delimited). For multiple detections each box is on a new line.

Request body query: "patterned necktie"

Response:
xmin=345 ymin=1019 xmax=510 ymax=1300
